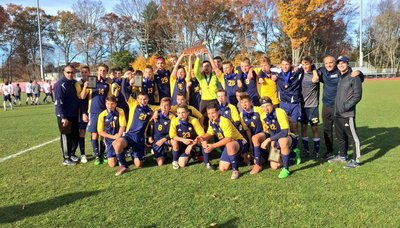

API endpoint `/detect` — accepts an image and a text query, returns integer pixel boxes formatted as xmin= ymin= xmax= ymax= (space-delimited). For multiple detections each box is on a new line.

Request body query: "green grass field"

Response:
xmin=1 ymin=80 xmax=400 ymax=227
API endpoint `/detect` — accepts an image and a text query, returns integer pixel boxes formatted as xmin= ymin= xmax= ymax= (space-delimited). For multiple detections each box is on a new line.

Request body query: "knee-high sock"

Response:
xmin=99 ymin=140 xmax=105 ymax=157
xmin=302 ymin=137 xmax=309 ymax=151
xmin=202 ymin=147 xmax=210 ymax=164
xmin=117 ymin=153 xmax=127 ymax=168
xmin=254 ymin=146 xmax=261 ymax=165
xmin=292 ymin=135 xmax=299 ymax=149
xmin=79 ymin=137 xmax=85 ymax=155
xmin=229 ymin=154 xmax=239 ymax=171
xmin=91 ymin=139 xmax=99 ymax=157
xmin=3 ymin=101 xmax=6 ymax=110
xmin=313 ymin=138 xmax=320 ymax=154
xmin=281 ymin=154 xmax=290 ymax=169
xmin=172 ymin=150 xmax=179 ymax=162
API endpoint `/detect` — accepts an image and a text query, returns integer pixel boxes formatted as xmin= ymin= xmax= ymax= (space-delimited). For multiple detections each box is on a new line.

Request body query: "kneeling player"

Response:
xmin=260 ymin=97 xmax=300 ymax=179
xmin=147 ymin=97 xmax=175 ymax=166
xmin=97 ymin=95 xmax=126 ymax=167
xmin=169 ymin=104 xmax=206 ymax=169
xmin=199 ymin=103 xmax=247 ymax=180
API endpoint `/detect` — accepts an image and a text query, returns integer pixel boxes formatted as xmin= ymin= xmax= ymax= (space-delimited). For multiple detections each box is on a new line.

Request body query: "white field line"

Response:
xmin=0 ymin=138 xmax=58 ymax=163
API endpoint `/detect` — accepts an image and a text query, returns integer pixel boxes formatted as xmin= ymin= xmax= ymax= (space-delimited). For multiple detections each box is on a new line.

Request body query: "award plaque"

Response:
xmin=183 ymin=40 xmax=208 ymax=54
xmin=268 ymin=147 xmax=281 ymax=163
xmin=133 ymin=75 xmax=143 ymax=87
xmin=87 ymin=76 xmax=97 ymax=89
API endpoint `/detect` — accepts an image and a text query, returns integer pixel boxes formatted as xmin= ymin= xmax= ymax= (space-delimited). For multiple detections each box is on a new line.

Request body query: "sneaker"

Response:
xmin=324 ymin=153 xmax=335 ymax=160
xmin=294 ymin=148 xmax=301 ymax=165
xmin=328 ymin=155 xmax=347 ymax=163
xmin=115 ymin=166 xmax=129 ymax=176
xmin=103 ymin=159 xmax=109 ymax=164
xmin=70 ymin=155 xmax=79 ymax=162
xmin=250 ymin=164 xmax=263 ymax=175
xmin=344 ymin=160 xmax=360 ymax=169
xmin=205 ymin=163 xmax=215 ymax=171
xmin=94 ymin=158 xmax=102 ymax=166
xmin=172 ymin=161 xmax=179 ymax=170
xmin=63 ymin=159 xmax=76 ymax=166
xmin=278 ymin=168 xmax=290 ymax=179
xmin=80 ymin=155 xmax=88 ymax=164
xmin=231 ymin=170 xmax=240 ymax=180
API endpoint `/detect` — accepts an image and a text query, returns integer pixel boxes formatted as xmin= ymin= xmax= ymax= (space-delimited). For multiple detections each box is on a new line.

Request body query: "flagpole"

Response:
xmin=37 ymin=0 xmax=44 ymax=81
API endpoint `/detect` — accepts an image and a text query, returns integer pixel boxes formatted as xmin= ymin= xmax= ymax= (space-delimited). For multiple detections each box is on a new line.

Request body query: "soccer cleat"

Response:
xmin=70 ymin=155 xmax=79 ymax=162
xmin=94 ymin=158 xmax=102 ymax=166
xmin=301 ymin=149 xmax=310 ymax=159
xmin=115 ymin=166 xmax=129 ymax=176
xmin=231 ymin=170 xmax=240 ymax=180
xmin=205 ymin=163 xmax=215 ymax=171
xmin=328 ymin=155 xmax=347 ymax=163
xmin=250 ymin=164 xmax=263 ymax=175
xmin=80 ymin=155 xmax=88 ymax=164
xmin=344 ymin=160 xmax=360 ymax=169
xmin=63 ymin=159 xmax=76 ymax=166
xmin=172 ymin=161 xmax=179 ymax=170
xmin=103 ymin=159 xmax=108 ymax=164
xmin=294 ymin=148 xmax=301 ymax=165
xmin=278 ymin=168 xmax=290 ymax=179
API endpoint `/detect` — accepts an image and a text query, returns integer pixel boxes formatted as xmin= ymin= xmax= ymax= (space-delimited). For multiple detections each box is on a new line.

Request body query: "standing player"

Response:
xmin=54 ymin=65 xmax=80 ymax=165
xmin=330 ymin=56 xmax=363 ymax=168
xmin=199 ymin=103 xmax=247 ymax=180
xmin=32 ymin=80 xmax=41 ymax=105
xmin=187 ymin=59 xmax=201 ymax=111
xmin=81 ymin=64 xmax=111 ymax=165
xmin=111 ymin=67 xmax=129 ymax=118
xmin=42 ymin=80 xmax=52 ymax=103
xmin=256 ymin=56 xmax=280 ymax=107
xmin=25 ymin=80 xmax=33 ymax=105
xmin=260 ymin=97 xmax=297 ymax=179
xmin=13 ymin=83 xmax=21 ymax=106
xmin=2 ymin=81 xmax=13 ymax=111
xmin=147 ymin=97 xmax=175 ymax=166
xmin=154 ymin=57 xmax=171 ymax=101
xmin=141 ymin=66 xmax=157 ymax=105
xmin=237 ymin=57 xmax=260 ymax=106
xmin=75 ymin=65 xmax=90 ymax=163
xmin=299 ymin=56 xmax=321 ymax=158
xmin=170 ymin=53 xmax=189 ymax=105
xmin=97 ymin=95 xmax=126 ymax=168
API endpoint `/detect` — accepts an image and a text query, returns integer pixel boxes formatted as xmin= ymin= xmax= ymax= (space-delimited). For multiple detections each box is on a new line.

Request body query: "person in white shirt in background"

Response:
xmin=25 ymin=80 xmax=33 ymax=105
xmin=42 ymin=80 xmax=52 ymax=103
xmin=2 ymin=81 xmax=13 ymax=111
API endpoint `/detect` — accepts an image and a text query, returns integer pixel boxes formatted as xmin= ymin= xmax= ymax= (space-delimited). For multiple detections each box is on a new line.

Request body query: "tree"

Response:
xmin=101 ymin=13 xmax=135 ymax=54
xmin=109 ymin=50 xmax=136 ymax=70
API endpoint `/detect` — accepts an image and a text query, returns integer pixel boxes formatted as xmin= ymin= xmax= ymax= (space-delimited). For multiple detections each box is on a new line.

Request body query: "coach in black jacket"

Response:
xmin=54 ymin=65 xmax=80 ymax=165
xmin=331 ymin=56 xmax=363 ymax=168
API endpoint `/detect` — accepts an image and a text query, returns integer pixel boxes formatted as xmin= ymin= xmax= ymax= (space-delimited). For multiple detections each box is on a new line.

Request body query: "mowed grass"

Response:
xmin=0 ymin=80 xmax=399 ymax=227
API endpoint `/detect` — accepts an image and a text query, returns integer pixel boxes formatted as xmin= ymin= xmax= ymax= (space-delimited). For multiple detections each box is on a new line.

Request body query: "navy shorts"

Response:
xmin=152 ymin=140 xmax=169 ymax=159
xmin=87 ymin=113 xmax=100 ymax=133
xmin=280 ymin=102 xmax=302 ymax=122
xmin=220 ymin=140 xmax=247 ymax=163
xmin=122 ymin=134 xmax=145 ymax=161
xmin=177 ymin=142 xmax=192 ymax=158
xmin=34 ymin=93 xmax=40 ymax=98
xmin=3 ymin=95 xmax=11 ymax=102
xmin=27 ymin=93 xmax=32 ymax=97
xmin=14 ymin=95 xmax=20 ymax=100
xmin=105 ymin=138 xmax=116 ymax=158
xmin=301 ymin=107 xmax=319 ymax=126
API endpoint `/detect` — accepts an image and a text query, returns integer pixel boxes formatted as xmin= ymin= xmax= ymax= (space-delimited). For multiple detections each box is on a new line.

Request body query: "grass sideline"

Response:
xmin=0 ymin=80 xmax=399 ymax=227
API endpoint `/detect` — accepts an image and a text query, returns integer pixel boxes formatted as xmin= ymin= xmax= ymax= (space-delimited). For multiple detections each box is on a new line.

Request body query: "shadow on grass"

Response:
xmin=215 ymin=217 xmax=240 ymax=227
xmin=0 ymin=190 xmax=101 ymax=224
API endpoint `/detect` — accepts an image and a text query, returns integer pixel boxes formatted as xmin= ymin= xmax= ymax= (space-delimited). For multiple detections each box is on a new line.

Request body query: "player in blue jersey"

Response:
xmin=81 ymin=63 xmax=112 ymax=165
xmin=111 ymin=67 xmax=129 ymax=118
xmin=147 ymin=97 xmax=175 ymax=166
xmin=154 ymin=57 xmax=171 ymax=100
xmin=169 ymin=104 xmax=206 ymax=170
xmin=170 ymin=53 xmax=189 ymax=105
xmin=187 ymin=57 xmax=201 ymax=111
xmin=141 ymin=65 xmax=157 ymax=105
xmin=199 ymin=103 xmax=248 ymax=180
xmin=237 ymin=57 xmax=260 ymax=106
xmin=260 ymin=97 xmax=300 ymax=179
xmin=97 ymin=95 xmax=126 ymax=169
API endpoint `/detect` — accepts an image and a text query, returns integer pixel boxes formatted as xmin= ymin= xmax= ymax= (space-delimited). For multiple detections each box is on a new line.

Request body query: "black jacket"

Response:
xmin=54 ymin=76 xmax=79 ymax=119
xmin=334 ymin=68 xmax=363 ymax=118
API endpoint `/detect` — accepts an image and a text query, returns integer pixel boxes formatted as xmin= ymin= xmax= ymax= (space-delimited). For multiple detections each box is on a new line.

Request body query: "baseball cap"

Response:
xmin=260 ymin=97 xmax=273 ymax=105
xmin=336 ymin=56 xmax=350 ymax=64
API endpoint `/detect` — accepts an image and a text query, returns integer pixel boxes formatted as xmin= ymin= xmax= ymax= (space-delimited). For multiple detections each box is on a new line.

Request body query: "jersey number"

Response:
xmin=139 ymin=113 xmax=147 ymax=121
xmin=228 ymin=80 xmax=236 ymax=87
xmin=269 ymin=124 xmax=276 ymax=130
xmin=182 ymin=132 xmax=191 ymax=138
xmin=158 ymin=124 xmax=163 ymax=131
xmin=161 ymin=77 xmax=168 ymax=84
xmin=98 ymin=88 xmax=105 ymax=95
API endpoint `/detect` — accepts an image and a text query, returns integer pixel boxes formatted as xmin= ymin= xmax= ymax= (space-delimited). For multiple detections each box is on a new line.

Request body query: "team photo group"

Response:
xmin=55 ymin=47 xmax=363 ymax=180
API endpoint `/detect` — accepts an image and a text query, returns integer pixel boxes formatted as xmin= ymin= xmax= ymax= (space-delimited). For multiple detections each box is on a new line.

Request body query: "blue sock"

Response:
xmin=79 ymin=137 xmax=85 ymax=155
xmin=289 ymin=151 xmax=296 ymax=159
xmin=117 ymin=153 xmax=127 ymax=168
xmin=172 ymin=150 xmax=179 ymax=161
xmin=313 ymin=138 xmax=320 ymax=154
xmin=254 ymin=146 xmax=261 ymax=165
xmin=229 ymin=154 xmax=239 ymax=171
xmin=292 ymin=135 xmax=299 ymax=149
xmin=281 ymin=154 xmax=290 ymax=169
xmin=99 ymin=140 xmax=105 ymax=157
xmin=302 ymin=137 xmax=309 ymax=151
xmin=261 ymin=148 xmax=268 ymax=163
xmin=202 ymin=148 xmax=210 ymax=164
xmin=91 ymin=139 xmax=99 ymax=157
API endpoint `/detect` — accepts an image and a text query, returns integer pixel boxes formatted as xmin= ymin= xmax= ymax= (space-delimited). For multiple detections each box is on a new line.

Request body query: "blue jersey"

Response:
xmin=113 ymin=78 xmax=128 ymax=110
xmin=126 ymin=98 xmax=153 ymax=136
xmin=318 ymin=66 xmax=339 ymax=107
xmin=188 ymin=78 xmax=201 ymax=110
xmin=277 ymin=69 xmax=302 ymax=103
xmin=87 ymin=79 xmax=111 ymax=114
xmin=171 ymin=78 xmax=186 ymax=105
xmin=141 ymin=78 xmax=156 ymax=105
xmin=239 ymin=71 xmax=260 ymax=105
xmin=155 ymin=69 xmax=171 ymax=100
xmin=223 ymin=73 xmax=239 ymax=105
xmin=153 ymin=111 xmax=175 ymax=141
xmin=240 ymin=107 xmax=264 ymax=135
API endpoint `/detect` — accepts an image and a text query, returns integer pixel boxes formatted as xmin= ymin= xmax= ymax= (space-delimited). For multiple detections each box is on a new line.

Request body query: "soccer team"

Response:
xmin=54 ymin=50 xmax=363 ymax=180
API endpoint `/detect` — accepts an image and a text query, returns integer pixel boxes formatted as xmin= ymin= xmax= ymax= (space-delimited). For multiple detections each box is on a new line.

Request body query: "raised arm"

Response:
xmin=171 ymin=53 xmax=186 ymax=80
xmin=207 ymin=52 xmax=222 ymax=77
